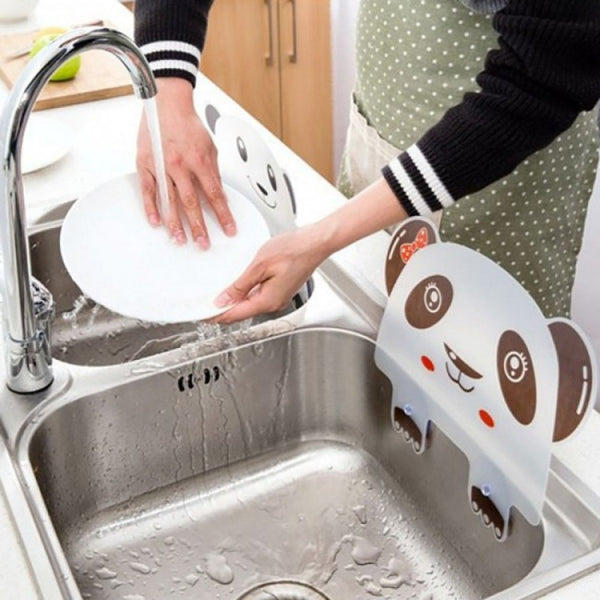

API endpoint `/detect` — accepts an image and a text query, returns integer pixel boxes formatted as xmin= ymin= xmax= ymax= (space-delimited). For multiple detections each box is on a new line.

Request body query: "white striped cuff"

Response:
xmin=139 ymin=40 xmax=200 ymax=81
xmin=139 ymin=40 xmax=201 ymax=61
xmin=384 ymin=144 xmax=456 ymax=215
xmin=387 ymin=156 xmax=431 ymax=215
xmin=406 ymin=145 xmax=454 ymax=208
xmin=146 ymin=59 xmax=198 ymax=78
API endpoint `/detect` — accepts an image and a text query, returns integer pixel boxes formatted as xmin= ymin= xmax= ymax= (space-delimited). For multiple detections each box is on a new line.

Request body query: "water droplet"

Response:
xmin=129 ymin=561 xmax=152 ymax=575
xmin=350 ymin=535 xmax=381 ymax=566
xmin=94 ymin=567 xmax=117 ymax=580
xmin=205 ymin=552 xmax=234 ymax=585
xmin=356 ymin=574 xmax=383 ymax=596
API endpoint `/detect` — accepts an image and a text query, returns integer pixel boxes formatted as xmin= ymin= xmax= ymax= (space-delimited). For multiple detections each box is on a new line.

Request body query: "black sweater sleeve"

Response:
xmin=383 ymin=0 xmax=600 ymax=216
xmin=134 ymin=0 xmax=214 ymax=87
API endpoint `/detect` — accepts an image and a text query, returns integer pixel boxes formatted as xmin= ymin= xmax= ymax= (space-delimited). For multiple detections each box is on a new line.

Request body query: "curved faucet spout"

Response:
xmin=0 ymin=27 xmax=157 ymax=393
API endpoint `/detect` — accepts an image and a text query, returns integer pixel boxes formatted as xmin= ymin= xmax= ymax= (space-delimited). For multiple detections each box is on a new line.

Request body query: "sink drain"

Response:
xmin=238 ymin=580 xmax=330 ymax=600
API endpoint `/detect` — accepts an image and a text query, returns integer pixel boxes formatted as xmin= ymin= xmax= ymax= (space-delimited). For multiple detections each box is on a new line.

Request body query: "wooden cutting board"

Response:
xmin=0 ymin=26 xmax=134 ymax=110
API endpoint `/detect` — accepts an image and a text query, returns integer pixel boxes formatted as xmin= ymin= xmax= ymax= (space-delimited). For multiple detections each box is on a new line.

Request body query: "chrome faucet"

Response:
xmin=0 ymin=27 xmax=157 ymax=393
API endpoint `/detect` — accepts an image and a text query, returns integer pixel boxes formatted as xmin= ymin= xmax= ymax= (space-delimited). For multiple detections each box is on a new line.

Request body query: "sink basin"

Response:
xmin=20 ymin=328 xmax=600 ymax=599
xmin=28 ymin=220 xmax=312 ymax=366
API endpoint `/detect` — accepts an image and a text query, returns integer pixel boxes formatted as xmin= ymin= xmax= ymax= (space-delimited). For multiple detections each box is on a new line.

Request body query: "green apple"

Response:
xmin=29 ymin=33 xmax=81 ymax=82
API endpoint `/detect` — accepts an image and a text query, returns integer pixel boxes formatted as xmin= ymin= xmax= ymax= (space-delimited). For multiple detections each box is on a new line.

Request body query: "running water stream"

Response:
xmin=143 ymin=98 xmax=170 ymax=223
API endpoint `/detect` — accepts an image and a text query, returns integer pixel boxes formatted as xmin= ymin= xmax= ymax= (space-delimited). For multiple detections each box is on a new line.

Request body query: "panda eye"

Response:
xmin=267 ymin=164 xmax=277 ymax=191
xmin=503 ymin=351 xmax=528 ymax=383
xmin=497 ymin=330 xmax=536 ymax=425
xmin=424 ymin=282 xmax=442 ymax=313
xmin=236 ymin=136 xmax=248 ymax=162
xmin=405 ymin=275 xmax=452 ymax=329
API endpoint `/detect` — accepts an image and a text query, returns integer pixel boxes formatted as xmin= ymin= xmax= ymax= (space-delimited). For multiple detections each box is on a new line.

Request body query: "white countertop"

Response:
xmin=1 ymin=1 xmax=600 ymax=598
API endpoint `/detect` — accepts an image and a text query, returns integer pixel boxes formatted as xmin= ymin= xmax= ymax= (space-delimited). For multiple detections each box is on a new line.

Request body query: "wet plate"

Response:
xmin=59 ymin=173 xmax=270 ymax=323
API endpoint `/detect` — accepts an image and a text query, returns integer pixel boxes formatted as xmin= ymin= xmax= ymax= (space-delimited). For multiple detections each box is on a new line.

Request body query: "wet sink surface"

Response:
xmin=22 ymin=329 xmax=600 ymax=599
xmin=62 ymin=442 xmax=490 ymax=599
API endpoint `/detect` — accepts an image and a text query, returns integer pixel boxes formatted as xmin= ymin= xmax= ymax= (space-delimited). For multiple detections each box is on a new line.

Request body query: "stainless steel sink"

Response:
xmin=15 ymin=328 xmax=600 ymax=600
xmin=28 ymin=218 xmax=312 ymax=366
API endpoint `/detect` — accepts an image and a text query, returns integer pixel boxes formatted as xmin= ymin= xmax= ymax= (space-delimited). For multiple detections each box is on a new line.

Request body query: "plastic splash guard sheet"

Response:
xmin=203 ymin=103 xmax=297 ymax=236
xmin=374 ymin=217 xmax=597 ymax=541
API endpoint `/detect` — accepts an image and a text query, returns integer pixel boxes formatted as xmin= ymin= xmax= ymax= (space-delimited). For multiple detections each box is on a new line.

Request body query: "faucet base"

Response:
xmin=5 ymin=333 xmax=53 ymax=393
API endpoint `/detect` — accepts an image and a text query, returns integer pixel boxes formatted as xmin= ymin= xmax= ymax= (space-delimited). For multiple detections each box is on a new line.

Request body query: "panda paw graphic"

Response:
xmin=392 ymin=406 xmax=428 ymax=453
xmin=470 ymin=486 xmax=510 ymax=541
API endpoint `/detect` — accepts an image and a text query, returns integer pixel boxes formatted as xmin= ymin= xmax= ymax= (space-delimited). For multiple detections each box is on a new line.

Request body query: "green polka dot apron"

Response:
xmin=338 ymin=0 xmax=599 ymax=318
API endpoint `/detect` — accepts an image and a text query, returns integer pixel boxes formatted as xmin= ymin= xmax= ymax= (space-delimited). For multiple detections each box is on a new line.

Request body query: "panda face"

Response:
xmin=206 ymin=105 xmax=297 ymax=235
xmin=392 ymin=243 xmax=555 ymax=437
xmin=234 ymin=133 xmax=279 ymax=208
xmin=402 ymin=269 xmax=538 ymax=429
xmin=217 ymin=117 xmax=294 ymax=215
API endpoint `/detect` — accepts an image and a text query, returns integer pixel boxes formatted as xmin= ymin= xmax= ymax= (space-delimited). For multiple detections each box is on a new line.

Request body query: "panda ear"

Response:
xmin=205 ymin=104 xmax=221 ymax=134
xmin=283 ymin=172 xmax=296 ymax=215
xmin=385 ymin=217 xmax=440 ymax=295
xmin=549 ymin=318 xmax=596 ymax=442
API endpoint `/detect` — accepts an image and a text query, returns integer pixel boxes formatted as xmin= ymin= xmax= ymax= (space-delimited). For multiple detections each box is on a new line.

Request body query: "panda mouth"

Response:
xmin=443 ymin=343 xmax=482 ymax=393
xmin=247 ymin=176 xmax=277 ymax=209
xmin=445 ymin=362 xmax=475 ymax=393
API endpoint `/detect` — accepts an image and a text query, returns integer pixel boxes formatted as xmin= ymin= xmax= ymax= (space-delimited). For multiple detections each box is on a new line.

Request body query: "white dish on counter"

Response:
xmin=0 ymin=0 xmax=38 ymax=21
xmin=22 ymin=114 xmax=74 ymax=174
xmin=60 ymin=172 xmax=270 ymax=323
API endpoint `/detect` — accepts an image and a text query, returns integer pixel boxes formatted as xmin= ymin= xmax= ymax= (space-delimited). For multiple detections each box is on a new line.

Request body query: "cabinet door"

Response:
xmin=201 ymin=0 xmax=282 ymax=137
xmin=279 ymin=0 xmax=333 ymax=181
xmin=201 ymin=0 xmax=333 ymax=182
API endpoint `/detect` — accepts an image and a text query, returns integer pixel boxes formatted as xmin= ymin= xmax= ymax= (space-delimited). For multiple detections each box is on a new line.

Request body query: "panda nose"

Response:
xmin=257 ymin=182 xmax=268 ymax=195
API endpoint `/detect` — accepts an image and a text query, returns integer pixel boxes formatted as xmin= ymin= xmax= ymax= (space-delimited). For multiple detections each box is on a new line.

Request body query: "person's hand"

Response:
xmin=136 ymin=78 xmax=236 ymax=248
xmin=212 ymin=225 xmax=330 ymax=323
xmin=211 ymin=177 xmax=411 ymax=324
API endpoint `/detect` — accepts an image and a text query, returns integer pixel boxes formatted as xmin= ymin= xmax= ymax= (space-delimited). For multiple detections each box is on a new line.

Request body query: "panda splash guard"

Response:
xmin=374 ymin=217 xmax=597 ymax=542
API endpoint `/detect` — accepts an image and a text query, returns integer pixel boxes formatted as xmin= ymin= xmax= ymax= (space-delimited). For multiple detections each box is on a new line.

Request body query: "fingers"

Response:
xmin=214 ymin=278 xmax=292 ymax=324
xmin=137 ymin=165 xmax=161 ymax=227
xmin=196 ymin=170 xmax=236 ymax=237
xmin=136 ymin=160 xmax=187 ymax=245
xmin=213 ymin=288 xmax=267 ymax=324
xmin=212 ymin=259 xmax=296 ymax=325
xmin=138 ymin=163 xmax=221 ymax=249
xmin=169 ymin=169 xmax=210 ymax=249
xmin=157 ymin=154 xmax=235 ymax=246
xmin=214 ymin=262 xmax=265 ymax=309
xmin=210 ymin=229 xmax=323 ymax=325
xmin=163 ymin=176 xmax=187 ymax=246
xmin=136 ymin=111 xmax=235 ymax=246
xmin=195 ymin=146 xmax=236 ymax=236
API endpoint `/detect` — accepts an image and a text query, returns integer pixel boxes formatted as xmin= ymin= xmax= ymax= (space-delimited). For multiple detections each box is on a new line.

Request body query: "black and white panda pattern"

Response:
xmin=204 ymin=104 xmax=296 ymax=236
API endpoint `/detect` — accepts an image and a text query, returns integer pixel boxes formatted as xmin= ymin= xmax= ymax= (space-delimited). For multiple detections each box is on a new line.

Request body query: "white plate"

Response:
xmin=22 ymin=114 xmax=73 ymax=174
xmin=60 ymin=173 xmax=270 ymax=323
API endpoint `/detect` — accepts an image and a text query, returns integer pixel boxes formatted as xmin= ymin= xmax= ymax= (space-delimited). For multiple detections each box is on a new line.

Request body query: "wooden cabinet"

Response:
xmin=201 ymin=0 xmax=333 ymax=181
